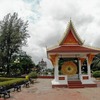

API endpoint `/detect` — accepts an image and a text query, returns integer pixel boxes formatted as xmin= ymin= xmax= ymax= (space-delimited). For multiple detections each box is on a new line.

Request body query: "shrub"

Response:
xmin=0 ymin=77 xmax=26 ymax=88
xmin=28 ymin=71 xmax=37 ymax=79
xmin=0 ymin=77 xmax=13 ymax=82
xmin=93 ymin=71 xmax=100 ymax=78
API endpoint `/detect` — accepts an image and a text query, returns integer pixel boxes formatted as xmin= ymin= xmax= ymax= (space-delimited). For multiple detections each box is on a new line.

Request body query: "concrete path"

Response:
xmin=2 ymin=79 xmax=100 ymax=100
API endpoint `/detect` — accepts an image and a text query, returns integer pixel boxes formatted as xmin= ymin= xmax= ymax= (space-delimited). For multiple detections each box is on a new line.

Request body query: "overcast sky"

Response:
xmin=0 ymin=0 xmax=100 ymax=68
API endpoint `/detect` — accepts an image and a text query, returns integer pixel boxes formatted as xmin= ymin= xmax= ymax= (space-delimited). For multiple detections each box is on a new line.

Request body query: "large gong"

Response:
xmin=61 ymin=61 xmax=77 ymax=76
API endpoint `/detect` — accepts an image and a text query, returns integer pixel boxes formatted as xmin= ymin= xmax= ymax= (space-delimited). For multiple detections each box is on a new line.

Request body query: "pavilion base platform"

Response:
xmin=51 ymin=79 xmax=97 ymax=88
xmin=52 ymin=79 xmax=68 ymax=88
xmin=82 ymin=80 xmax=97 ymax=87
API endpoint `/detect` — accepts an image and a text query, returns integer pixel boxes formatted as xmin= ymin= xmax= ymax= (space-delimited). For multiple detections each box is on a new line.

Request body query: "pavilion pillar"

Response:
xmin=49 ymin=54 xmax=59 ymax=82
xmin=79 ymin=60 xmax=82 ymax=79
xmin=86 ymin=57 xmax=91 ymax=80
xmin=54 ymin=55 xmax=59 ymax=82
xmin=54 ymin=64 xmax=59 ymax=82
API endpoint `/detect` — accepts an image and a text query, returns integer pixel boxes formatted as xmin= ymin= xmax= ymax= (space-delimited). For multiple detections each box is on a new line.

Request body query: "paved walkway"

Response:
xmin=2 ymin=79 xmax=100 ymax=100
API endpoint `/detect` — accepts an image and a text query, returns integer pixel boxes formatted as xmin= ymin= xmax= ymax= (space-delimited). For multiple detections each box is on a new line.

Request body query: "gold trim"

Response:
xmin=49 ymin=54 xmax=58 ymax=66
xmin=61 ymin=61 xmax=77 ymax=76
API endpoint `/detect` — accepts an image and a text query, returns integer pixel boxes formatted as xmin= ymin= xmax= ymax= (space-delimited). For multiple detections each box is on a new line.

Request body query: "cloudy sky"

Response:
xmin=0 ymin=0 xmax=100 ymax=68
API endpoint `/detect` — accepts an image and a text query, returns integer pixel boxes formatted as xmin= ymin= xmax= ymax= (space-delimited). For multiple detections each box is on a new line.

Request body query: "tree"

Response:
xmin=10 ymin=51 xmax=35 ymax=76
xmin=19 ymin=52 xmax=35 ymax=74
xmin=91 ymin=54 xmax=100 ymax=71
xmin=0 ymin=12 xmax=29 ymax=75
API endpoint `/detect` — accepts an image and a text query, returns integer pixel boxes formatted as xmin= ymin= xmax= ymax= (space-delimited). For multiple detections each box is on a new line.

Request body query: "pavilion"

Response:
xmin=47 ymin=20 xmax=100 ymax=88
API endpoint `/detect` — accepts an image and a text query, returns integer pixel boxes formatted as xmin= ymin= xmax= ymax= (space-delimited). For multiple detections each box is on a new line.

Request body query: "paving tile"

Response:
xmin=6 ymin=79 xmax=100 ymax=100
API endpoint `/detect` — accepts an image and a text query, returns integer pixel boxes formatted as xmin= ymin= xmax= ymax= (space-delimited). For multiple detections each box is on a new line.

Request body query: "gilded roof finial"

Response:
xmin=70 ymin=17 xmax=71 ymax=21
xmin=69 ymin=17 xmax=73 ymax=27
xmin=70 ymin=17 xmax=72 ymax=23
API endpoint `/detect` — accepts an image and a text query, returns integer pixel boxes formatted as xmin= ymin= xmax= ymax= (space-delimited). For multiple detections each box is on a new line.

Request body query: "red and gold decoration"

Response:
xmin=78 ymin=58 xmax=85 ymax=66
xmin=87 ymin=54 xmax=95 ymax=65
xmin=49 ymin=54 xmax=58 ymax=66
xmin=62 ymin=30 xmax=79 ymax=45
xmin=61 ymin=61 xmax=77 ymax=76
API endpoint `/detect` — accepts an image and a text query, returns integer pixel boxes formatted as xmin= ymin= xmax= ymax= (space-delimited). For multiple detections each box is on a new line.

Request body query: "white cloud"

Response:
xmin=0 ymin=0 xmax=100 ymax=68
xmin=0 ymin=0 xmax=32 ymax=20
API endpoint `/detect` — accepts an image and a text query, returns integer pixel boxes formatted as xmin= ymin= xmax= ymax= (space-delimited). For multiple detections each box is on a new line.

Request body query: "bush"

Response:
xmin=0 ymin=77 xmax=26 ymax=88
xmin=0 ymin=77 xmax=13 ymax=82
xmin=93 ymin=71 xmax=100 ymax=78
xmin=28 ymin=71 xmax=37 ymax=79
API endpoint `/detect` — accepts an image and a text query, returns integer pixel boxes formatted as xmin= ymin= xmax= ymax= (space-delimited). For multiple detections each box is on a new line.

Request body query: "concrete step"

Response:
xmin=68 ymin=81 xmax=82 ymax=84
xmin=68 ymin=85 xmax=84 ymax=88
xmin=68 ymin=81 xmax=84 ymax=88
xmin=68 ymin=84 xmax=84 ymax=86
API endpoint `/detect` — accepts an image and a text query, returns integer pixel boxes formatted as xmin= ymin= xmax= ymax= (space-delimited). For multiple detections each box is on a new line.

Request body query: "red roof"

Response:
xmin=47 ymin=45 xmax=100 ymax=53
xmin=47 ymin=20 xmax=100 ymax=54
xmin=59 ymin=20 xmax=83 ymax=45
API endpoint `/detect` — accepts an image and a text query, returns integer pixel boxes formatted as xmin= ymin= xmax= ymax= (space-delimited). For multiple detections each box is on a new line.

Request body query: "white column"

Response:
xmin=86 ymin=57 xmax=91 ymax=80
xmin=54 ymin=57 xmax=59 ymax=82
xmin=79 ymin=60 xmax=82 ymax=80
xmin=54 ymin=65 xmax=58 ymax=81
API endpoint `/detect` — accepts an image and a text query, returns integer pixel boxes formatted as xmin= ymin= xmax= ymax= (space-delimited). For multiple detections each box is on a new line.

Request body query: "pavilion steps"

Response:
xmin=68 ymin=81 xmax=84 ymax=88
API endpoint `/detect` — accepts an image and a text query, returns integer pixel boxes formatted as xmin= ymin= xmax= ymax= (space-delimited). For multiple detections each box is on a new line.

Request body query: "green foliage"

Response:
xmin=93 ymin=71 xmax=100 ymax=78
xmin=0 ymin=77 xmax=26 ymax=87
xmin=0 ymin=77 xmax=13 ymax=82
xmin=44 ymin=71 xmax=48 ymax=75
xmin=51 ymin=68 xmax=54 ymax=75
xmin=11 ymin=52 xmax=35 ymax=75
xmin=28 ymin=71 xmax=37 ymax=78
xmin=0 ymin=12 xmax=29 ymax=75
xmin=19 ymin=53 xmax=35 ymax=74
xmin=91 ymin=54 xmax=100 ymax=71
xmin=59 ymin=70 xmax=63 ymax=75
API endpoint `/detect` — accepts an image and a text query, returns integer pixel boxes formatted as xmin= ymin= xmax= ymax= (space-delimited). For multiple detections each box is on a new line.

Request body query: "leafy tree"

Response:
xmin=19 ymin=53 xmax=35 ymax=74
xmin=0 ymin=12 xmax=29 ymax=75
xmin=10 ymin=51 xmax=35 ymax=75
xmin=91 ymin=54 xmax=100 ymax=71
xmin=35 ymin=64 xmax=41 ymax=73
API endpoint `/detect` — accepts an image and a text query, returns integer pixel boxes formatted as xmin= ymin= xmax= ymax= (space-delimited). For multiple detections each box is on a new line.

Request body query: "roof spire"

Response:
xmin=70 ymin=17 xmax=71 ymax=21
xmin=69 ymin=18 xmax=73 ymax=26
xmin=59 ymin=19 xmax=83 ymax=45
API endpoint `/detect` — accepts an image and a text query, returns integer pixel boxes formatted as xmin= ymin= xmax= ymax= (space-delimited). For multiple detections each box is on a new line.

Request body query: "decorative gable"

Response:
xmin=60 ymin=20 xmax=83 ymax=45
xmin=62 ymin=30 xmax=79 ymax=45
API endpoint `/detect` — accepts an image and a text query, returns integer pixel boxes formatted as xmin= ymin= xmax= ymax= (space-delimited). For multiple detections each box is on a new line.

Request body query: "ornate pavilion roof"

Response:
xmin=47 ymin=45 xmax=100 ymax=53
xmin=47 ymin=20 xmax=100 ymax=54
xmin=59 ymin=20 xmax=83 ymax=45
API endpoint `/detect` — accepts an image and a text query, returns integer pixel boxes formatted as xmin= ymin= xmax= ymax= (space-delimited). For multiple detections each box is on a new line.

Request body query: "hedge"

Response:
xmin=28 ymin=71 xmax=37 ymax=79
xmin=0 ymin=77 xmax=26 ymax=88
xmin=93 ymin=71 xmax=100 ymax=78
xmin=0 ymin=77 xmax=13 ymax=82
